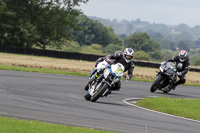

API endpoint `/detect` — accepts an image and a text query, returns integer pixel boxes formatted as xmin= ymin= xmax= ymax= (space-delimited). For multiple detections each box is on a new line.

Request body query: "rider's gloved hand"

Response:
xmin=95 ymin=62 xmax=98 ymax=67
xmin=125 ymin=75 xmax=130 ymax=80
xmin=177 ymin=72 xmax=182 ymax=76
xmin=160 ymin=61 xmax=166 ymax=64
xmin=105 ymin=57 xmax=111 ymax=64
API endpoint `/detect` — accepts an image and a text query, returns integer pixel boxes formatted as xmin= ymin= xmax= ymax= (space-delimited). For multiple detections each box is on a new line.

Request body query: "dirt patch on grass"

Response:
xmin=0 ymin=53 xmax=94 ymax=74
xmin=0 ymin=53 xmax=199 ymax=84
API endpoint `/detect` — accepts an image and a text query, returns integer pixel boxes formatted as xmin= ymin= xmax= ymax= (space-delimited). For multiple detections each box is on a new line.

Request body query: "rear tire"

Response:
xmin=90 ymin=83 xmax=108 ymax=102
xmin=150 ymin=76 xmax=162 ymax=93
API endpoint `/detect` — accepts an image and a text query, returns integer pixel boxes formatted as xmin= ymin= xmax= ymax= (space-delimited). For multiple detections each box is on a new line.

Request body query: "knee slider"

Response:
xmin=180 ymin=77 xmax=186 ymax=84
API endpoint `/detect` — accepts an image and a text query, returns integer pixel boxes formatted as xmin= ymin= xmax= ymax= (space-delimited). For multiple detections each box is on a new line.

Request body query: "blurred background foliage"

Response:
xmin=0 ymin=0 xmax=200 ymax=66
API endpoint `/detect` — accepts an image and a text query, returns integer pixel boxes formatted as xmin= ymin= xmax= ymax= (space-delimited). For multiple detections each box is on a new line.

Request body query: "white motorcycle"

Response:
xmin=84 ymin=61 xmax=125 ymax=102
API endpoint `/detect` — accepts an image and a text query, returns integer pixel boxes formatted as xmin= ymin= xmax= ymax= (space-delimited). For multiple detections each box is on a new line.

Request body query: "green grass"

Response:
xmin=1 ymin=64 xmax=200 ymax=87
xmin=0 ymin=65 xmax=89 ymax=77
xmin=0 ymin=64 xmax=200 ymax=131
xmin=0 ymin=116 xmax=116 ymax=133
xmin=136 ymin=97 xmax=200 ymax=121
xmin=0 ymin=65 xmax=151 ymax=82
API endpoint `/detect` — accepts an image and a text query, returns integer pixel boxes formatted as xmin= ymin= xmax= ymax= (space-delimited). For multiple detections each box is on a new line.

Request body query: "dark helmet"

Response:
xmin=179 ymin=50 xmax=188 ymax=62
xmin=123 ymin=48 xmax=134 ymax=63
xmin=115 ymin=50 xmax=123 ymax=57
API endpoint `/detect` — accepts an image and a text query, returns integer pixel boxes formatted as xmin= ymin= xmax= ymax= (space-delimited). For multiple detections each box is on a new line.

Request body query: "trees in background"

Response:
xmin=103 ymin=43 xmax=121 ymax=54
xmin=80 ymin=44 xmax=104 ymax=55
xmin=125 ymin=32 xmax=160 ymax=52
xmin=134 ymin=51 xmax=150 ymax=61
xmin=0 ymin=0 xmax=88 ymax=49
xmin=1 ymin=1 xmax=200 ymax=65
xmin=191 ymin=55 xmax=200 ymax=66
xmin=73 ymin=15 xmax=122 ymax=47
xmin=124 ymin=32 xmax=162 ymax=60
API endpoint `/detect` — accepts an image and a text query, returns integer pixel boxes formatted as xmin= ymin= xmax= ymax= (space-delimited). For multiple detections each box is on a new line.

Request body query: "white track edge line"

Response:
xmin=123 ymin=97 xmax=200 ymax=123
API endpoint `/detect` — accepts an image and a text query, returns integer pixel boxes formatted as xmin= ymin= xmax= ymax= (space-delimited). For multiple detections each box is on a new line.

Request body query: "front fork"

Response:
xmin=168 ymin=77 xmax=176 ymax=88
xmin=155 ymin=74 xmax=165 ymax=89
xmin=90 ymin=68 xmax=97 ymax=78
xmin=88 ymin=74 xmax=104 ymax=90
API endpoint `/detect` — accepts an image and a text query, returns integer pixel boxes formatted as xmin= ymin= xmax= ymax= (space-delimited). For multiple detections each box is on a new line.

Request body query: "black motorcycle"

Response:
xmin=150 ymin=62 xmax=177 ymax=93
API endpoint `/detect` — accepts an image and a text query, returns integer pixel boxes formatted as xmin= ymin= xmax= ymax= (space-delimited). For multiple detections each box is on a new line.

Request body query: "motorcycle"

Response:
xmin=84 ymin=60 xmax=109 ymax=91
xmin=84 ymin=61 xmax=125 ymax=102
xmin=150 ymin=62 xmax=178 ymax=93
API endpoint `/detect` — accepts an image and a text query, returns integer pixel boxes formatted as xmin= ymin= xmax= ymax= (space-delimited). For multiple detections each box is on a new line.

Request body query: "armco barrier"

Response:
xmin=0 ymin=46 xmax=199 ymax=72
xmin=0 ymin=46 xmax=102 ymax=61
xmin=132 ymin=61 xmax=200 ymax=72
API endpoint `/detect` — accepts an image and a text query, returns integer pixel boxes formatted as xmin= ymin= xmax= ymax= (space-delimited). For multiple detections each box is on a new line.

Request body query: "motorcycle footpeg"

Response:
xmin=102 ymin=89 xmax=111 ymax=97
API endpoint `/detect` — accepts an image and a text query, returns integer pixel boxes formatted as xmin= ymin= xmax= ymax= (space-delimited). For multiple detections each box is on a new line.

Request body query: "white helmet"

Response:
xmin=179 ymin=50 xmax=188 ymax=62
xmin=123 ymin=48 xmax=134 ymax=63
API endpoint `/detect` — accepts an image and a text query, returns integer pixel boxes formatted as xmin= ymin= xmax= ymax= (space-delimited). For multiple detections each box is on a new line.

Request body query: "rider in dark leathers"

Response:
xmin=166 ymin=50 xmax=190 ymax=89
xmin=91 ymin=48 xmax=135 ymax=92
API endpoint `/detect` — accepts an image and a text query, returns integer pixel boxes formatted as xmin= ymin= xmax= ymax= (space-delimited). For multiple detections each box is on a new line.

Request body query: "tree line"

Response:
xmin=0 ymin=0 xmax=88 ymax=49
xmin=0 ymin=0 xmax=200 ymax=65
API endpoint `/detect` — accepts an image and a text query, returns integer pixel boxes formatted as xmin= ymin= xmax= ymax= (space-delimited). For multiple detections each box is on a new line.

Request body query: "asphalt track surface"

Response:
xmin=0 ymin=70 xmax=200 ymax=133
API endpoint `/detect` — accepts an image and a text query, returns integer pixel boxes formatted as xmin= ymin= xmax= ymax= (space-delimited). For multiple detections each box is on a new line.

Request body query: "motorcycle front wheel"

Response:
xmin=84 ymin=93 xmax=91 ymax=101
xmin=84 ymin=76 xmax=96 ymax=91
xmin=90 ymin=83 xmax=108 ymax=102
xmin=150 ymin=76 xmax=162 ymax=93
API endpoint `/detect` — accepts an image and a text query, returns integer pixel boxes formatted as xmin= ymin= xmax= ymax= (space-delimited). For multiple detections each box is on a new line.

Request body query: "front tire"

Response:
xmin=90 ymin=83 xmax=108 ymax=102
xmin=84 ymin=76 xmax=96 ymax=91
xmin=84 ymin=93 xmax=91 ymax=101
xmin=150 ymin=76 xmax=162 ymax=93
xmin=84 ymin=84 xmax=89 ymax=91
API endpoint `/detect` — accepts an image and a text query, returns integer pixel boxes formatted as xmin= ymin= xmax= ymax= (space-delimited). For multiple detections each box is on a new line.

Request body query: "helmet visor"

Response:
xmin=126 ymin=55 xmax=133 ymax=59
xmin=179 ymin=55 xmax=185 ymax=60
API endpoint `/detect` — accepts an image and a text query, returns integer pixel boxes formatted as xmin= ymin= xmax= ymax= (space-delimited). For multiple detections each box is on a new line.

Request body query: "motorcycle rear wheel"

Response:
xmin=90 ymin=83 xmax=108 ymax=102
xmin=150 ymin=76 xmax=162 ymax=93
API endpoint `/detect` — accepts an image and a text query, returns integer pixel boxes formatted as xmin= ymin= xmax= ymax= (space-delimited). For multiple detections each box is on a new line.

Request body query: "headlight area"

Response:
xmin=159 ymin=66 xmax=164 ymax=72
xmin=111 ymin=78 xmax=120 ymax=84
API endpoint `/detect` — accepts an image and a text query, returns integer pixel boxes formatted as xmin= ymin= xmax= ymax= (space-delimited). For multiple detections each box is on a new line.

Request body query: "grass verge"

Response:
xmin=0 ymin=116 xmax=116 ymax=133
xmin=136 ymin=97 xmax=200 ymax=121
xmin=0 ymin=64 xmax=200 ymax=87
xmin=0 ymin=65 xmax=89 ymax=77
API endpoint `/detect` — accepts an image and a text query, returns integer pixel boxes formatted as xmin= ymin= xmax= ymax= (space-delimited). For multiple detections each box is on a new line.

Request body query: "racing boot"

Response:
xmin=172 ymin=83 xmax=178 ymax=90
xmin=103 ymin=89 xmax=112 ymax=97
xmin=172 ymin=84 xmax=177 ymax=90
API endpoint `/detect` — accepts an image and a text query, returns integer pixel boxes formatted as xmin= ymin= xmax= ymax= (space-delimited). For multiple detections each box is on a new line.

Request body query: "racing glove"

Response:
xmin=105 ymin=57 xmax=111 ymax=64
xmin=125 ymin=75 xmax=131 ymax=80
xmin=160 ymin=61 xmax=166 ymax=64
xmin=177 ymin=72 xmax=182 ymax=76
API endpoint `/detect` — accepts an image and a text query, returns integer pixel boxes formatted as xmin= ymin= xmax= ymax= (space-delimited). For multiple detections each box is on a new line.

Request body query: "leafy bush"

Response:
xmin=134 ymin=51 xmax=150 ymax=61
xmin=149 ymin=50 xmax=163 ymax=61
xmin=103 ymin=43 xmax=122 ymax=54
xmin=80 ymin=44 xmax=105 ymax=55
xmin=191 ymin=55 xmax=200 ymax=66
xmin=62 ymin=41 xmax=81 ymax=52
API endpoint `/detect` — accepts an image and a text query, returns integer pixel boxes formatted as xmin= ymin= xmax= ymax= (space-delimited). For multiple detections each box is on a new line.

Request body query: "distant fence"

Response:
xmin=0 ymin=46 xmax=199 ymax=72
xmin=0 ymin=46 xmax=100 ymax=61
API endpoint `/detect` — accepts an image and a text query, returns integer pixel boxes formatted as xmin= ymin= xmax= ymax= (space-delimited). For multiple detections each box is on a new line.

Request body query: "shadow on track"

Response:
xmin=153 ymin=91 xmax=194 ymax=98
xmin=109 ymin=92 xmax=124 ymax=96
xmin=95 ymin=101 xmax=125 ymax=106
